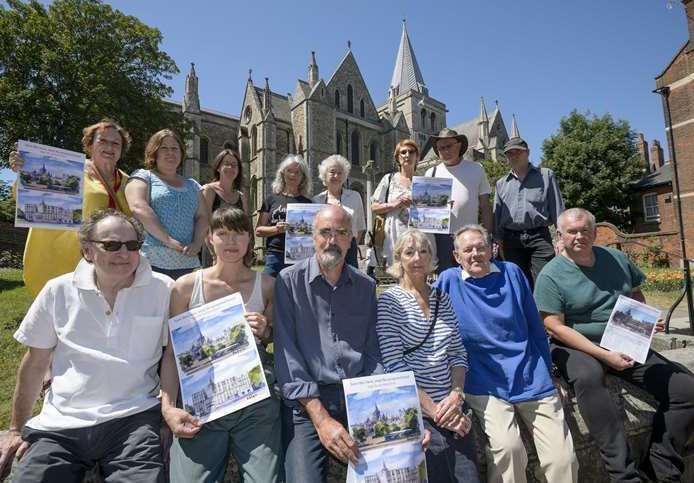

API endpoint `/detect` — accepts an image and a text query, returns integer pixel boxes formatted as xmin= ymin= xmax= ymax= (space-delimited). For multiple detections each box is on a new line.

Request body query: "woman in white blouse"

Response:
xmin=312 ymin=154 xmax=366 ymax=268
xmin=376 ymin=228 xmax=480 ymax=483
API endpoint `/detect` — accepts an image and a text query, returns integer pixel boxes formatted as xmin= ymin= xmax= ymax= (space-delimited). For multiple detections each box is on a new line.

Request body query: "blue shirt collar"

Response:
xmin=506 ymin=163 xmax=539 ymax=181
xmin=308 ymin=255 xmax=353 ymax=286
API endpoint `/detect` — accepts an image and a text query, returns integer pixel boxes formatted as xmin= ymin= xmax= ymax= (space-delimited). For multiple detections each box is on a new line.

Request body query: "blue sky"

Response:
xmin=347 ymin=385 xmax=419 ymax=425
xmin=1 ymin=0 xmax=688 ymax=182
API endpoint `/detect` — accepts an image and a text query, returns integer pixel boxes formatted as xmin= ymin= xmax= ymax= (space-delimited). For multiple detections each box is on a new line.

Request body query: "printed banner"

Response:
xmin=15 ymin=140 xmax=85 ymax=230
xmin=284 ymin=203 xmax=326 ymax=264
xmin=169 ymin=292 xmax=270 ymax=424
xmin=600 ymin=295 xmax=661 ymax=364
xmin=409 ymin=176 xmax=452 ymax=234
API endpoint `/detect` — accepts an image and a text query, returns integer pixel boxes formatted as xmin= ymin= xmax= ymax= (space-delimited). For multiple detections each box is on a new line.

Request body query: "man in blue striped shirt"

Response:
xmin=436 ymin=224 xmax=578 ymax=483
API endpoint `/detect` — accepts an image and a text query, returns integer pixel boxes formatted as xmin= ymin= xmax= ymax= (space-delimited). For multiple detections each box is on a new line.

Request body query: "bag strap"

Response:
xmin=403 ymin=288 xmax=441 ymax=356
xmin=385 ymin=172 xmax=394 ymax=203
xmin=432 ymin=164 xmax=438 ymax=177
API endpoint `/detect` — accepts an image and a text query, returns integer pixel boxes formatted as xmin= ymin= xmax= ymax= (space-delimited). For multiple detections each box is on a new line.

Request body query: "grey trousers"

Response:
xmin=12 ymin=407 xmax=164 ymax=483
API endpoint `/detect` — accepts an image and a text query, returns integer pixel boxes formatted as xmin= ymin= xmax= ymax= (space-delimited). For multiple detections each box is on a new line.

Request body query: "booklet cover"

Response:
xmin=599 ymin=294 xmax=661 ymax=364
xmin=284 ymin=203 xmax=326 ymax=264
xmin=409 ymin=176 xmax=452 ymax=234
xmin=343 ymin=371 xmax=428 ymax=483
xmin=15 ymin=140 xmax=85 ymax=230
xmin=168 ymin=292 xmax=270 ymax=424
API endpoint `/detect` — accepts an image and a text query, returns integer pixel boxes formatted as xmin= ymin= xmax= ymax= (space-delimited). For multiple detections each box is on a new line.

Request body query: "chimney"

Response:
xmin=637 ymin=133 xmax=650 ymax=172
xmin=650 ymin=139 xmax=664 ymax=171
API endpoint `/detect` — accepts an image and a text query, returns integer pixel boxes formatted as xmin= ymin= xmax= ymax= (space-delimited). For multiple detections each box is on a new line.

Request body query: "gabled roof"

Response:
xmin=253 ymin=87 xmax=291 ymax=123
xmin=390 ymin=21 xmax=426 ymax=95
xmin=631 ymin=163 xmax=672 ymax=189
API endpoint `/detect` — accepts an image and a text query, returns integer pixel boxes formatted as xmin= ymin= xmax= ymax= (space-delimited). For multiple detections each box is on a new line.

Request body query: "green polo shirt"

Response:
xmin=533 ymin=246 xmax=645 ymax=341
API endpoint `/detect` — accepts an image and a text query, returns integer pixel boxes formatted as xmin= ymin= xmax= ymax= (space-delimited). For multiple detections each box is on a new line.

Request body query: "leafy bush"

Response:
xmin=0 ymin=250 xmax=22 ymax=269
xmin=640 ymin=267 xmax=692 ymax=292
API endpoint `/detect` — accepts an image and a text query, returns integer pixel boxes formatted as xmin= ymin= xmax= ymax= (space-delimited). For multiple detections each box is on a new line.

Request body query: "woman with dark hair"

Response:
xmin=161 ymin=207 xmax=281 ymax=483
xmin=200 ymin=148 xmax=248 ymax=267
xmin=8 ymin=119 xmax=133 ymax=297
xmin=125 ymin=129 xmax=209 ymax=279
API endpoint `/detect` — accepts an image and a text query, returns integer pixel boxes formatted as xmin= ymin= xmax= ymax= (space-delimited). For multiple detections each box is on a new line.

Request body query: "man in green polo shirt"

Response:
xmin=534 ymin=207 xmax=694 ymax=483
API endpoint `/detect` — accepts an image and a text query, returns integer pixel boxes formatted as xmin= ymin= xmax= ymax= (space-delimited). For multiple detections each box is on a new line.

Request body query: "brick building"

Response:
xmin=653 ymin=0 xmax=694 ymax=260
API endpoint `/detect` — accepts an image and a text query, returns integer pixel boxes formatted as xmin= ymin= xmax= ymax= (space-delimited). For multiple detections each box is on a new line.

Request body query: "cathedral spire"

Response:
xmin=308 ymin=51 xmax=319 ymax=88
xmin=389 ymin=19 xmax=426 ymax=96
xmin=511 ymin=114 xmax=520 ymax=138
xmin=183 ymin=62 xmax=200 ymax=113
xmin=477 ymin=97 xmax=490 ymax=151
xmin=263 ymin=77 xmax=272 ymax=113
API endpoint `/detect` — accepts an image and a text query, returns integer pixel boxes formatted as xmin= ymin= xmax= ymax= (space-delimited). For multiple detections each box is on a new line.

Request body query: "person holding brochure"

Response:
xmin=125 ymin=129 xmax=209 ymax=280
xmin=0 ymin=210 xmax=172 ymax=482
xmin=436 ymin=224 xmax=577 ymax=483
xmin=376 ymin=228 xmax=480 ymax=483
xmin=9 ymin=119 xmax=133 ymax=297
xmin=312 ymin=154 xmax=366 ymax=268
xmin=274 ymin=205 xmax=395 ymax=482
xmin=534 ymin=208 xmax=694 ymax=483
xmin=256 ymin=155 xmax=312 ymax=277
xmin=160 ymin=207 xmax=281 ymax=483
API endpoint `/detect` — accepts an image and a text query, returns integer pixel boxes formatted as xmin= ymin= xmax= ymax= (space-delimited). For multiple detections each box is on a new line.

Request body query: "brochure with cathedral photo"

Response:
xmin=409 ymin=176 xmax=452 ymax=234
xmin=15 ymin=140 xmax=85 ymax=230
xmin=284 ymin=203 xmax=326 ymax=264
xmin=343 ymin=371 xmax=428 ymax=483
xmin=600 ymin=295 xmax=661 ymax=364
xmin=168 ymin=292 xmax=270 ymax=424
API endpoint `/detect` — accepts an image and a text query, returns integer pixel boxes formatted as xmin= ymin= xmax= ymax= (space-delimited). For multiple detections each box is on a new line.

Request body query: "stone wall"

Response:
xmin=596 ymin=222 xmax=681 ymax=268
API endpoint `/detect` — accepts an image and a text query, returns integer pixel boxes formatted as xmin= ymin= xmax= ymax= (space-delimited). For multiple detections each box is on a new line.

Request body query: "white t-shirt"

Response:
xmin=14 ymin=258 xmax=173 ymax=431
xmin=425 ymin=160 xmax=492 ymax=232
xmin=313 ymin=188 xmax=366 ymax=237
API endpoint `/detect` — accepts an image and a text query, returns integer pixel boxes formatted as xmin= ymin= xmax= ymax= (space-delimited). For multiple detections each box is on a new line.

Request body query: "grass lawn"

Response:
xmin=0 ymin=268 xmax=33 ymax=428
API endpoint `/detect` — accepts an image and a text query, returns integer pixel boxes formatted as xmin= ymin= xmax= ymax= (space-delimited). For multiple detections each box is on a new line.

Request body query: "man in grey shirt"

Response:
xmin=273 ymin=204 xmax=383 ymax=482
xmin=493 ymin=137 xmax=564 ymax=286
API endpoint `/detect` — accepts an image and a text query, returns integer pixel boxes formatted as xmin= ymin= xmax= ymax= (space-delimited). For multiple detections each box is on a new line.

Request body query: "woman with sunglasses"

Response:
xmin=371 ymin=139 xmax=436 ymax=267
xmin=8 ymin=119 xmax=133 ymax=297
xmin=161 ymin=207 xmax=281 ymax=483
xmin=200 ymin=148 xmax=248 ymax=267
xmin=125 ymin=129 xmax=209 ymax=280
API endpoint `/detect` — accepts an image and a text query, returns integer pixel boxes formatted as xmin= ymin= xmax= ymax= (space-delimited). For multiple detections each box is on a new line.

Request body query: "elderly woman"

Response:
xmin=255 ymin=154 xmax=312 ymax=277
xmin=436 ymin=225 xmax=577 ymax=483
xmin=9 ymin=119 xmax=133 ymax=297
xmin=125 ymin=129 xmax=209 ymax=279
xmin=161 ymin=207 xmax=281 ymax=483
xmin=200 ymin=148 xmax=248 ymax=267
xmin=0 ymin=209 xmax=173 ymax=481
xmin=371 ymin=139 xmax=435 ymax=267
xmin=376 ymin=228 xmax=480 ymax=483
xmin=312 ymin=154 xmax=365 ymax=268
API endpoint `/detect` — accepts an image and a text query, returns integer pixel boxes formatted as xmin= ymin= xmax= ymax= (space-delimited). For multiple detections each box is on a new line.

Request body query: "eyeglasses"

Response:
xmin=437 ymin=142 xmax=460 ymax=152
xmin=317 ymin=228 xmax=351 ymax=239
xmin=399 ymin=148 xmax=417 ymax=155
xmin=88 ymin=240 xmax=143 ymax=252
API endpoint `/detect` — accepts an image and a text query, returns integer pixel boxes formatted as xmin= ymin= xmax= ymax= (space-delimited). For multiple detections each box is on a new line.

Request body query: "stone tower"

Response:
xmin=182 ymin=63 xmax=202 ymax=179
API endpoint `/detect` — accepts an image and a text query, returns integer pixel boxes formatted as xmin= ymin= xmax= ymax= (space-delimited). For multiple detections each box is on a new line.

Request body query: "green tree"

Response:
xmin=480 ymin=158 xmax=508 ymax=198
xmin=247 ymin=365 xmax=263 ymax=388
xmin=0 ymin=0 xmax=186 ymax=174
xmin=541 ymin=110 xmax=642 ymax=228
xmin=0 ymin=181 xmax=15 ymax=222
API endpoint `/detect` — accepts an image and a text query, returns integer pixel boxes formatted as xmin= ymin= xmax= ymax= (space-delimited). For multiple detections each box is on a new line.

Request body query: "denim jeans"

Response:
xmin=263 ymin=251 xmax=289 ymax=278
xmin=282 ymin=385 xmax=347 ymax=483
xmin=424 ymin=416 xmax=481 ymax=483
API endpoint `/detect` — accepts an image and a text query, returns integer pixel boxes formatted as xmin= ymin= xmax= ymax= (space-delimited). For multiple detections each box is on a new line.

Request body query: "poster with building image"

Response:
xmin=284 ymin=203 xmax=327 ymax=264
xmin=343 ymin=371 xmax=428 ymax=483
xmin=168 ymin=292 xmax=270 ymax=424
xmin=600 ymin=295 xmax=661 ymax=364
xmin=15 ymin=140 xmax=85 ymax=230
xmin=409 ymin=176 xmax=452 ymax=234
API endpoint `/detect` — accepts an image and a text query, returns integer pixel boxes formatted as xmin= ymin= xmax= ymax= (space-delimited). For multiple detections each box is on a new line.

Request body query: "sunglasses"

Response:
xmin=88 ymin=240 xmax=143 ymax=252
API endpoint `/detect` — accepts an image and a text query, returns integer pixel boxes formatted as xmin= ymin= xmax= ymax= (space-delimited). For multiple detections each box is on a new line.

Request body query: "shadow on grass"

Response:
xmin=0 ymin=279 xmax=23 ymax=292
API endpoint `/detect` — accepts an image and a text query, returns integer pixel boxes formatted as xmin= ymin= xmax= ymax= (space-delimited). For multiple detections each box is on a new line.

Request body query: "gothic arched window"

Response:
xmin=334 ymin=90 xmax=340 ymax=109
xmin=430 ymin=112 xmax=437 ymax=132
xmin=420 ymin=108 xmax=427 ymax=130
xmin=347 ymin=85 xmax=354 ymax=114
xmin=200 ymin=137 xmax=209 ymax=165
xmin=251 ymin=125 xmax=258 ymax=157
xmin=351 ymin=130 xmax=360 ymax=165
xmin=360 ymin=99 xmax=365 ymax=118
xmin=369 ymin=142 xmax=378 ymax=163
xmin=336 ymin=130 xmax=342 ymax=155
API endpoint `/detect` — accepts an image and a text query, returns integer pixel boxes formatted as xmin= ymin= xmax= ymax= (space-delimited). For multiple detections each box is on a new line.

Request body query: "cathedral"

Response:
xmin=167 ymin=21 xmax=516 ymax=222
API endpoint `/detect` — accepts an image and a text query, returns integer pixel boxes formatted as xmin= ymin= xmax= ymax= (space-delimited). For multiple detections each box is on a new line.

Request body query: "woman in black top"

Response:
xmin=255 ymin=154 xmax=312 ymax=277
xmin=200 ymin=148 xmax=248 ymax=266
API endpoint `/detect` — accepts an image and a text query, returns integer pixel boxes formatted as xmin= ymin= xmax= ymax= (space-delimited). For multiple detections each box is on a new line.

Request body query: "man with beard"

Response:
xmin=273 ymin=205 xmax=383 ymax=481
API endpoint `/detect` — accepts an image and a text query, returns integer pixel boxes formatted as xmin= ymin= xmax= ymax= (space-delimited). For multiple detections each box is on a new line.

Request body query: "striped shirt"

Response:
xmin=376 ymin=285 xmax=468 ymax=402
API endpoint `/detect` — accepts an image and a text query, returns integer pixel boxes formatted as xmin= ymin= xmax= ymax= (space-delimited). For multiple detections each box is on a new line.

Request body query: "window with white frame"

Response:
xmin=643 ymin=193 xmax=660 ymax=222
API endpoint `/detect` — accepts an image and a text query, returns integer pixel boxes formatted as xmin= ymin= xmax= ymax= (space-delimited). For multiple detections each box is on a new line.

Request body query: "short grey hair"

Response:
xmin=318 ymin=155 xmax=351 ymax=186
xmin=271 ymin=154 xmax=312 ymax=196
xmin=79 ymin=209 xmax=144 ymax=262
xmin=453 ymin=224 xmax=490 ymax=251
xmin=558 ymin=208 xmax=596 ymax=232
xmin=388 ymin=229 xmax=436 ymax=279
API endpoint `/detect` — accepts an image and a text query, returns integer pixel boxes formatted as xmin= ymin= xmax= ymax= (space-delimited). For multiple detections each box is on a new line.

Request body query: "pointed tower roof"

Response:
xmin=511 ymin=114 xmax=520 ymax=138
xmin=389 ymin=20 xmax=426 ymax=95
xmin=308 ymin=51 xmax=319 ymax=88
xmin=183 ymin=62 xmax=200 ymax=113
xmin=477 ymin=97 xmax=490 ymax=150
xmin=263 ymin=77 xmax=272 ymax=114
